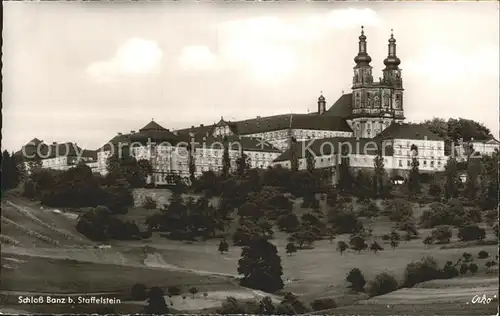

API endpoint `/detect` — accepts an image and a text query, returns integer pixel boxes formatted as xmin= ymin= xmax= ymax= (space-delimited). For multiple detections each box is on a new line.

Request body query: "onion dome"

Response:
xmin=383 ymin=30 xmax=401 ymax=68
xmin=354 ymin=26 xmax=372 ymax=65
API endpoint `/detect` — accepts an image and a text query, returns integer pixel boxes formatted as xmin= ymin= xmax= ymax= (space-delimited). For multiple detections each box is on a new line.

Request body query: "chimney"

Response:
xmin=200 ymin=124 xmax=204 ymax=127
xmin=130 ymin=130 xmax=135 ymax=134
xmin=52 ymin=142 xmax=57 ymax=145
xmin=191 ymin=125 xmax=195 ymax=129
xmin=257 ymin=116 xmax=261 ymax=119
xmin=118 ymin=132 xmax=122 ymax=136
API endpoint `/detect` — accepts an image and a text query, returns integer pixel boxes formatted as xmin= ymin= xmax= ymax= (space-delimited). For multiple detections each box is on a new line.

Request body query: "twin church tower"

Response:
xmin=330 ymin=26 xmax=406 ymax=139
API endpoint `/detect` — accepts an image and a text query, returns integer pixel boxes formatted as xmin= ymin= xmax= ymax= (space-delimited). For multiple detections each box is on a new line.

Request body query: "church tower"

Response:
xmin=350 ymin=28 xmax=405 ymax=138
xmin=382 ymin=30 xmax=405 ymax=121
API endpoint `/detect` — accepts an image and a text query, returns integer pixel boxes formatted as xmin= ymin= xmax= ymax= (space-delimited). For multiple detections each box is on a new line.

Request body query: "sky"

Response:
xmin=3 ymin=1 xmax=499 ymax=152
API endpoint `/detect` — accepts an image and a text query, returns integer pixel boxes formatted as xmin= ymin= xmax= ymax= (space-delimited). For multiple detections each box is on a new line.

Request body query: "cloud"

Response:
xmin=179 ymin=45 xmax=217 ymax=71
xmin=86 ymin=38 xmax=163 ymax=83
xmin=404 ymin=45 xmax=499 ymax=84
xmin=178 ymin=8 xmax=380 ymax=82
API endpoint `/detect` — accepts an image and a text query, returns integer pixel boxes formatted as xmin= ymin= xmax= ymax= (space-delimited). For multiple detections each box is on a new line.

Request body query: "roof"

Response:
xmin=375 ymin=123 xmax=443 ymax=141
xmin=175 ymin=113 xmax=352 ymax=137
xmin=179 ymin=135 xmax=281 ymax=153
xmin=98 ymin=133 xmax=131 ymax=152
xmin=273 ymin=137 xmax=388 ymax=162
xmin=139 ymin=120 xmax=167 ymax=132
xmin=324 ymin=94 xmax=352 ymax=118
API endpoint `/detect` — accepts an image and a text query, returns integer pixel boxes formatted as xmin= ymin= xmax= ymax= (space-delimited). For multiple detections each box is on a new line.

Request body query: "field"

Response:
xmin=1 ymin=192 xmax=498 ymax=314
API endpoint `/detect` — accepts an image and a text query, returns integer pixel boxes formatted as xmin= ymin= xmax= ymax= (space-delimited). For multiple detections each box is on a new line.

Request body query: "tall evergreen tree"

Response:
xmin=236 ymin=148 xmax=250 ymax=177
xmin=408 ymin=157 xmax=421 ymax=196
xmin=187 ymin=143 xmax=196 ymax=184
xmin=1 ymin=151 xmax=21 ymax=191
xmin=373 ymin=154 xmax=385 ymax=196
xmin=444 ymin=157 xmax=458 ymax=199
xmin=290 ymin=137 xmax=299 ymax=172
xmin=222 ymin=136 xmax=231 ymax=178
xmin=238 ymin=237 xmax=284 ymax=293
xmin=305 ymin=149 xmax=315 ymax=173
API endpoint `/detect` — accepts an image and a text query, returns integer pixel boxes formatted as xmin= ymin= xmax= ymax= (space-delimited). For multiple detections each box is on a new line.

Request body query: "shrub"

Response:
xmin=469 ymin=263 xmax=478 ymax=274
xmin=130 ymin=283 xmax=148 ymax=301
xmin=346 ymin=268 xmax=366 ymax=292
xmin=328 ymin=204 xmax=364 ymax=234
xmin=403 ymin=256 xmax=440 ymax=287
xmin=349 ymin=235 xmax=368 ymax=253
xmin=143 ymin=196 xmax=157 ymax=210
xmin=286 ymin=242 xmax=297 ymax=255
xmin=384 ymin=199 xmax=413 ymax=223
xmin=167 ymin=286 xmax=181 ymax=296
xmin=311 ymin=298 xmax=337 ymax=311
xmin=458 ymin=225 xmax=486 ymax=241
xmin=431 ymin=225 xmax=452 ymax=244
xmin=367 ymin=273 xmax=398 ymax=297
xmin=478 ymin=250 xmax=489 ymax=259
xmin=441 ymin=261 xmax=459 ymax=278
xmin=358 ymin=200 xmax=380 ymax=218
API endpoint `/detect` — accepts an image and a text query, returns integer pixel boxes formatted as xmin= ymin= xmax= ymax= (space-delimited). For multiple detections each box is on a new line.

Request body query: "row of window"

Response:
xmin=398 ymin=160 xmax=442 ymax=168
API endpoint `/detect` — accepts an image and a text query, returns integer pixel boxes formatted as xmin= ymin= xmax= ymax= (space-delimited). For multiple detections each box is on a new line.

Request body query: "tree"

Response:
xmin=459 ymin=263 xmax=468 ymax=276
xmin=235 ymin=148 xmax=250 ymax=177
xmin=290 ymin=138 xmax=299 ymax=172
xmin=458 ymin=225 xmax=486 ymax=241
xmin=478 ymin=250 xmax=489 ymax=259
xmin=237 ymin=237 xmax=284 ymax=293
xmin=390 ymin=239 xmax=399 ymax=250
xmin=1 ymin=151 xmax=21 ymax=192
xmin=370 ymin=241 xmax=383 ymax=253
xmin=337 ymin=241 xmax=348 ymax=255
xmin=366 ymin=272 xmax=398 ymax=297
xmin=286 ymin=242 xmax=297 ymax=256
xmin=288 ymin=225 xmax=318 ymax=249
xmin=222 ymin=136 xmax=231 ymax=178
xmin=277 ymin=292 xmax=310 ymax=315
xmin=358 ymin=200 xmax=380 ymax=218
xmin=187 ymin=143 xmax=196 ymax=184
xmin=431 ymin=225 xmax=453 ymax=244
xmin=403 ymin=256 xmax=440 ymax=287
xmin=373 ymin=154 xmax=385 ymax=196
xmin=408 ymin=156 xmax=421 ymax=196
xmin=384 ymin=199 xmax=413 ymax=223
xmin=131 ymin=283 xmax=148 ymax=301
xmin=346 ymin=268 xmax=366 ymax=292
xmin=349 ymin=235 xmax=368 ymax=253
xmin=167 ymin=286 xmax=181 ymax=296
xmin=423 ymin=236 xmax=434 ymax=247
xmin=189 ymin=287 xmax=198 ymax=299
xmin=428 ymin=183 xmax=442 ymax=200
xmin=145 ymin=286 xmax=169 ymax=314
xmin=469 ymin=263 xmax=478 ymax=274
xmin=276 ymin=213 xmax=300 ymax=233
xmin=218 ymin=239 xmax=229 ymax=254
xmin=444 ymin=157 xmax=458 ymax=199
xmin=306 ymin=148 xmax=315 ymax=173
xmin=258 ymin=296 xmax=276 ymax=315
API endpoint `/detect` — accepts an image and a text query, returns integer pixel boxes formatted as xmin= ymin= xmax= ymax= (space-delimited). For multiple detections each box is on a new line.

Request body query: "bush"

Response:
xmin=403 ymin=256 xmax=440 ymax=287
xmin=478 ymin=250 xmax=489 ymax=259
xmin=384 ymin=199 xmax=413 ymax=223
xmin=441 ymin=261 xmax=459 ymax=279
xmin=367 ymin=273 xmax=398 ymax=297
xmin=143 ymin=196 xmax=157 ymax=210
xmin=358 ymin=200 xmax=380 ymax=218
xmin=431 ymin=226 xmax=453 ymax=244
xmin=167 ymin=286 xmax=181 ymax=296
xmin=458 ymin=225 xmax=486 ymax=241
xmin=311 ymin=298 xmax=337 ymax=311
xmin=130 ymin=283 xmax=148 ymax=301
xmin=328 ymin=204 xmax=364 ymax=234
xmin=346 ymin=268 xmax=366 ymax=292
xmin=469 ymin=263 xmax=478 ymax=274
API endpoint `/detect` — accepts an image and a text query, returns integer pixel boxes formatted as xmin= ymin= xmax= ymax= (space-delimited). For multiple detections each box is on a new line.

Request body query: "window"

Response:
xmin=423 ymin=160 xmax=427 ymax=167
xmin=399 ymin=160 xmax=403 ymax=167
xmin=407 ymin=160 xmax=410 ymax=167
xmin=430 ymin=161 xmax=434 ymax=167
